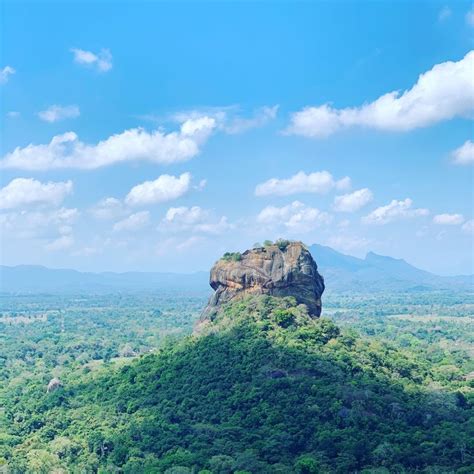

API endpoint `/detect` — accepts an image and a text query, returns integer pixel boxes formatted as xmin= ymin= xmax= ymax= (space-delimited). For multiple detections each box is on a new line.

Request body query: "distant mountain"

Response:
xmin=1 ymin=244 xmax=472 ymax=294
xmin=309 ymin=244 xmax=473 ymax=292
xmin=0 ymin=265 xmax=209 ymax=295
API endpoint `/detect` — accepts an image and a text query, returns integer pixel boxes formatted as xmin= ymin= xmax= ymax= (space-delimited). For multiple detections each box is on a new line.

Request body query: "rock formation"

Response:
xmin=47 ymin=377 xmax=62 ymax=393
xmin=201 ymin=241 xmax=325 ymax=319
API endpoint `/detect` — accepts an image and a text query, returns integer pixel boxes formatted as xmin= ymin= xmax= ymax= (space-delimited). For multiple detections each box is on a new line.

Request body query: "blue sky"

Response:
xmin=1 ymin=1 xmax=473 ymax=275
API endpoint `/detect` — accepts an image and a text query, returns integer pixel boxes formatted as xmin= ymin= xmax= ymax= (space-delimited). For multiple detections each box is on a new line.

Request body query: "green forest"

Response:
xmin=1 ymin=292 xmax=473 ymax=473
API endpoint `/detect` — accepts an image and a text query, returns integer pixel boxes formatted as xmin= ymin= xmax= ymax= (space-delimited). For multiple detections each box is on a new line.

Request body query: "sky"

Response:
xmin=0 ymin=0 xmax=473 ymax=275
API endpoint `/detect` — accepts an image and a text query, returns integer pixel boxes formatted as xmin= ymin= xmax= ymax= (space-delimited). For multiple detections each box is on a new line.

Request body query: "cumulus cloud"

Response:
xmin=0 ymin=178 xmax=73 ymax=210
xmin=257 ymin=201 xmax=331 ymax=232
xmin=163 ymin=206 xmax=208 ymax=226
xmin=161 ymin=206 xmax=232 ymax=234
xmin=433 ymin=213 xmax=464 ymax=225
xmin=333 ymin=188 xmax=373 ymax=212
xmin=451 ymin=140 xmax=474 ymax=165
xmin=0 ymin=207 xmax=78 ymax=239
xmin=286 ymin=51 xmax=474 ymax=138
xmin=362 ymin=198 xmax=429 ymax=224
xmin=125 ymin=173 xmax=191 ymax=206
xmin=45 ymin=234 xmax=74 ymax=251
xmin=172 ymin=105 xmax=278 ymax=135
xmin=1 ymin=117 xmax=215 ymax=170
xmin=113 ymin=211 xmax=150 ymax=232
xmin=89 ymin=197 xmax=125 ymax=220
xmin=71 ymin=48 xmax=112 ymax=72
xmin=0 ymin=66 xmax=15 ymax=84
xmin=38 ymin=105 xmax=80 ymax=123
xmin=255 ymin=171 xmax=351 ymax=197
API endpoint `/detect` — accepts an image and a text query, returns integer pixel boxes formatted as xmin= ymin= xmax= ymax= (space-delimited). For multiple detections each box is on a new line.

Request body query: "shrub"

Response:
xmin=222 ymin=252 xmax=242 ymax=262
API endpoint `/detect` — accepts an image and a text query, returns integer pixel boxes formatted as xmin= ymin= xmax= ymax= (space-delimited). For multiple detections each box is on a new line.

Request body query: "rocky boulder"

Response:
xmin=47 ymin=377 xmax=62 ymax=393
xmin=201 ymin=241 xmax=324 ymax=319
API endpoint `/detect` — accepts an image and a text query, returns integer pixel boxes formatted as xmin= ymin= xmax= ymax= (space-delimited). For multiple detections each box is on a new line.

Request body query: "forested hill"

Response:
xmin=3 ymin=296 xmax=473 ymax=473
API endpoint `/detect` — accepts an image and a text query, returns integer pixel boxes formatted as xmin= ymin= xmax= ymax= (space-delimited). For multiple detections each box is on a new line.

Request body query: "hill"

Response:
xmin=2 ymin=296 xmax=472 ymax=473
xmin=309 ymin=244 xmax=473 ymax=292
xmin=0 ymin=265 xmax=208 ymax=294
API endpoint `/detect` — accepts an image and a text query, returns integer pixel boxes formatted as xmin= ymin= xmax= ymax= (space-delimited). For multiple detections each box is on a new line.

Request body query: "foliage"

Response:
xmin=1 ymin=294 xmax=472 ymax=473
xmin=221 ymin=252 xmax=243 ymax=262
xmin=275 ymin=239 xmax=291 ymax=251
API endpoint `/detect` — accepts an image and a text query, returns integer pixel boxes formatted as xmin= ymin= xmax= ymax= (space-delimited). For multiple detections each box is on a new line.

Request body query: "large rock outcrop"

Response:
xmin=201 ymin=241 xmax=325 ymax=319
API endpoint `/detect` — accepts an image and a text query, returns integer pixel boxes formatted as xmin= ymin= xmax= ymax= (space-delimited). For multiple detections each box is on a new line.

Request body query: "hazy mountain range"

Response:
xmin=0 ymin=244 xmax=471 ymax=294
xmin=309 ymin=244 xmax=472 ymax=293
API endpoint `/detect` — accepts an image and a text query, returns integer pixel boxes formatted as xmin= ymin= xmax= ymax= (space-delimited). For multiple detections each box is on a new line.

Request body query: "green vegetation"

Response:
xmin=221 ymin=252 xmax=243 ymax=262
xmin=261 ymin=239 xmax=293 ymax=251
xmin=1 ymin=293 xmax=472 ymax=473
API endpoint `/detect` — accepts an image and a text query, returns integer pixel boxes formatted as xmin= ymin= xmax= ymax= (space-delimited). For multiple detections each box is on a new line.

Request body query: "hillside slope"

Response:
xmin=3 ymin=296 xmax=472 ymax=473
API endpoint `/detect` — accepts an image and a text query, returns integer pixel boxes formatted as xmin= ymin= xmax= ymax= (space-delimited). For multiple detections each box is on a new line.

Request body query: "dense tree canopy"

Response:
xmin=1 ymin=295 xmax=472 ymax=473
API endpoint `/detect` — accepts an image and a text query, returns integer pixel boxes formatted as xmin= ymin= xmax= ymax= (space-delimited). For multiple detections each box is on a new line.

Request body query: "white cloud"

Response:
xmin=333 ymin=188 xmax=373 ymax=212
xmin=113 ymin=211 xmax=150 ymax=232
xmin=38 ymin=105 xmax=80 ymax=123
xmin=433 ymin=213 xmax=464 ymax=225
xmin=451 ymin=140 xmax=474 ymax=165
xmin=1 ymin=117 xmax=215 ymax=170
xmin=89 ymin=197 xmax=125 ymax=220
xmin=71 ymin=48 xmax=112 ymax=72
xmin=466 ymin=7 xmax=474 ymax=26
xmin=255 ymin=171 xmax=351 ymax=197
xmin=286 ymin=51 xmax=474 ymax=137
xmin=257 ymin=201 xmax=331 ymax=232
xmin=0 ymin=178 xmax=73 ymax=210
xmin=438 ymin=6 xmax=452 ymax=22
xmin=0 ymin=207 xmax=78 ymax=239
xmin=0 ymin=66 xmax=15 ymax=84
xmin=172 ymin=105 xmax=278 ymax=135
xmin=45 ymin=235 xmax=74 ymax=251
xmin=125 ymin=173 xmax=191 ymax=206
xmin=161 ymin=206 xmax=233 ymax=234
xmin=194 ymin=179 xmax=207 ymax=191
xmin=7 ymin=111 xmax=20 ymax=118
xmin=335 ymin=176 xmax=352 ymax=191
xmin=223 ymin=105 xmax=279 ymax=134
xmin=362 ymin=198 xmax=429 ymax=224
xmin=164 ymin=206 xmax=208 ymax=226
xmin=462 ymin=219 xmax=474 ymax=234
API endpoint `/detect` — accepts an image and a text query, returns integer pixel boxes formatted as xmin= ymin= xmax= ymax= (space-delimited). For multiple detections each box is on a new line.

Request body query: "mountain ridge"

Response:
xmin=309 ymin=243 xmax=473 ymax=292
xmin=0 ymin=244 xmax=472 ymax=294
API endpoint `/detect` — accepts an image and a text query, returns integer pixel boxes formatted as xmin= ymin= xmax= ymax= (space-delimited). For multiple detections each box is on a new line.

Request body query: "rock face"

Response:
xmin=202 ymin=241 xmax=325 ymax=318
